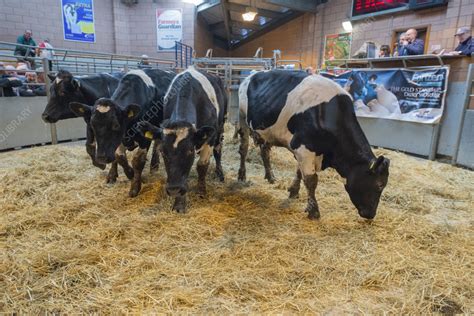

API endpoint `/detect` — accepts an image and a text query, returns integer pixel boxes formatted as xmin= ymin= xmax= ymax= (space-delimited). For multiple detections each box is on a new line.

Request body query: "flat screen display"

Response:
xmin=352 ymin=0 xmax=409 ymax=17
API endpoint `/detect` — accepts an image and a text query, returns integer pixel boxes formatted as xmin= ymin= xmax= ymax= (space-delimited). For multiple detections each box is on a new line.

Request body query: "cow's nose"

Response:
xmin=96 ymin=155 xmax=114 ymax=165
xmin=166 ymin=185 xmax=186 ymax=197
xmin=42 ymin=113 xmax=54 ymax=123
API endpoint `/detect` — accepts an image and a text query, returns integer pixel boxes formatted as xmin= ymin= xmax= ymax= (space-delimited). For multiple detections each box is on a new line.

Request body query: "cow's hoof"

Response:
xmin=106 ymin=176 xmax=117 ymax=184
xmin=197 ymin=186 xmax=207 ymax=198
xmin=129 ymin=183 xmax=141 ymax=198
xmin=94 ymin=161 xmax=107 ymax=170
xmin=172 ymin=198 xmax=186 ymax=213
xmin=307 ymin=211 xmax=321 ymax=220
xmin=124 ymin=168 xmax=134 ymax=180
xmin=215 ymin=169 xmax=225 ymax=182
xmin=288 ymin=189 xmax=299 ymax=199
xmin=238 ymin=169 xmax=246 ymax=182
xmin=265 ymin=174 xmax=276 ymax=184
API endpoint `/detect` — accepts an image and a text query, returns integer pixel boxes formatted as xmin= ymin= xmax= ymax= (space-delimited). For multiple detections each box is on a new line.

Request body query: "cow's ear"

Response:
xmin=48 ymin=74 xmax=56 ymax=82
xmin=194 ymin=126 xmax=215 ymax=148
xmin=137 ymin=121 xmax=162 ymax=140
xmin=70 ymin=102 xmax=92 ymax=117
xmin=369 ymin=156 xmax=389 ymax=174
xmin=124 ymin=104 xmax=141 ymax=120
xmin=72 ymin=78 xmax=80 ymax=90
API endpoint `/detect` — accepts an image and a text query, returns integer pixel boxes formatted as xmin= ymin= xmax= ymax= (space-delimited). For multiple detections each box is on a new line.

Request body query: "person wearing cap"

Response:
xmin=0 ymin=65 xmax=23 ymax=97
xmin=14 ymin=30 xmax=37 ymax=68
xmin=452 ymin=27 xmax=473 ymax=57
xmin=37 ymin=39 xmax=55 ymax=70
xmin=138 ymin=54 xmax=151 ymax=69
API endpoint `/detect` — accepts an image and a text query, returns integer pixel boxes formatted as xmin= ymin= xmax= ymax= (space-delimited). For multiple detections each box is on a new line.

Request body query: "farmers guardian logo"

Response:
xmin=158 ymin=20 xmax=182 ymax=30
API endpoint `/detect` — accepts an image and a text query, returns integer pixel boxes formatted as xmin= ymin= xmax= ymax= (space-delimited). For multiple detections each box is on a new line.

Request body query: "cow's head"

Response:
xmin=70 ymin=98 xmax=140 ymax=164
xmin=42 ymin=70 xmax=85 ymax=123
xmin=344 ymin=156 xmax=390 ymax=219
xmin=139 ymin=120 xmax=215 ymax=197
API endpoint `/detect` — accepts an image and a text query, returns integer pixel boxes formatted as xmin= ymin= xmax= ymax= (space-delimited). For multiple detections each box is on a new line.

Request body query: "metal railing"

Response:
xmin=0 ymin=41 xmax=176 ymax=73
xmin=0 ymin=41 xmax=177 ymax=148
xmin=175 ymin=41 xmax=193 ymax=69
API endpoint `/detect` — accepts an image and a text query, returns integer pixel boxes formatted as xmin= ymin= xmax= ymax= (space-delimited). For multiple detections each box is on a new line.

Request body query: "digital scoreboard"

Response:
xmin=352 ymin=0 xmax=447 ymax=18
xmin=352 ymin=0 xmax=409 ymax=17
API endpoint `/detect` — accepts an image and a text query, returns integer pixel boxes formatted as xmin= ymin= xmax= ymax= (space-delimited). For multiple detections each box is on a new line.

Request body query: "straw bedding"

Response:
xmin=0 ymin=124 xmax=473 ymax=313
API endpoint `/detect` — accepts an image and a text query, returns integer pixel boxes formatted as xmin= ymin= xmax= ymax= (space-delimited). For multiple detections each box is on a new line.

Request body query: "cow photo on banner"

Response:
xmin=322 ymin=67 xmax=449 ymax=124
xmin=156 ymin=9 xmax=183 ymax=51
xmin=61 ymin=0 xmax=95 ymax=42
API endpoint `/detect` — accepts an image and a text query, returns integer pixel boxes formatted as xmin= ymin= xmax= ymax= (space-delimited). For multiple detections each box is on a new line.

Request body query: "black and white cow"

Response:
xmin=139 ymin=66 xmax=227 ymax=212
xmin=69 ymin=68 xmax=175 ymax=197
xmin=238 ymin=70 xmax=390 ymax=220
xmin=42 ymin=70 xmax=123 ymax=170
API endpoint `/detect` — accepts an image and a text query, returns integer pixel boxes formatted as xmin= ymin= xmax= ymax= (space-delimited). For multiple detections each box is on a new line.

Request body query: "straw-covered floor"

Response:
xmin=1 ymin=124 xmax=473 ymax=313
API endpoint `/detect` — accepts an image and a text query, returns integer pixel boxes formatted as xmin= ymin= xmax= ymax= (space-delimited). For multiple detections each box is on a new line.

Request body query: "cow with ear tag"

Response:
xmin=139 ymin=66 xmax=227 ymax=213
xmin=70 ymin=68 xmax=175 ymax=197
xmin=238 ymin=70 xmax=390 ymax=220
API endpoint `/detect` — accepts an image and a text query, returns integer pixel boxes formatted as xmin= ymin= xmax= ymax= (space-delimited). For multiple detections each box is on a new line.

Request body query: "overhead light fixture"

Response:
xmin=182 ymin=0 xmax=204 ymax=5
xmin=242 ymin=7 xmax=258 ymax=21
xmin=342 ymin=21 xmax=353 ymax=32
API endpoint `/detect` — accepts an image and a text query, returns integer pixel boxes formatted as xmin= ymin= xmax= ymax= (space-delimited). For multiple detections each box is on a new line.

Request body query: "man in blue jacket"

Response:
xmin=453 ymin=27 xmax=473 ymax=57
xmin=398 ymin=29 xmax=425 ymax=56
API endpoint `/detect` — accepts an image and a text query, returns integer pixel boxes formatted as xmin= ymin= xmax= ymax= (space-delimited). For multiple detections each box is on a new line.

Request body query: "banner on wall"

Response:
xmin=61 ymin=0 xmax=95 ymax=43
xmin=323 ymin=33 xmax=352 ymax=66
xmin=156 ymin=9 xmax=183 ymax=51
xmin=321 ymin=67 xmax=449 ymax=124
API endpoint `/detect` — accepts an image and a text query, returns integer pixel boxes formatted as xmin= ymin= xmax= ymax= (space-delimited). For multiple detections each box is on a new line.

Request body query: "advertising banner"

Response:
xmin=61 ymin=0 xmax=95 ymax=43
xmin=156 ymin=9 xmax=183 ymax=51
xmin=321 ymin=67 xmax=449 ymax=124
xmin=324 ymin=33 xmax=352 ymax=66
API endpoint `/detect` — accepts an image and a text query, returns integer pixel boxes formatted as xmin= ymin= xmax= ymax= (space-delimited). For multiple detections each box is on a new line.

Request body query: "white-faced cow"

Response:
xmin=238 ymin=70 xmax=390 ymax=220
xmin=70 ymin=69 xmax=175 ymax=197
xmin=139 ymin=66 xmax=227 ymax=213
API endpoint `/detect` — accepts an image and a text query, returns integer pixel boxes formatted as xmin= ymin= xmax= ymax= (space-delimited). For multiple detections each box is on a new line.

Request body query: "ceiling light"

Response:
xmin=182 ymin=0 xmax=204 ymax=5
xmin=242 ymin=7 xmax=258 ymax=21
xmin=342 ymin=21 xmax=353 ymax=32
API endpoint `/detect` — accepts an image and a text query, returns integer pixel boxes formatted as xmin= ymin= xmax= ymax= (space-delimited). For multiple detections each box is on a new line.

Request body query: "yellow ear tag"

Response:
xmin=78 ymin=107 xmax=85 ymax=113
xmin=144 ymin=131 xmax=154 ymax=139
xmin=369 ymin=161 xmax=376 ymax=170
xmin=128 ymin=111 xmax=134 ymax=118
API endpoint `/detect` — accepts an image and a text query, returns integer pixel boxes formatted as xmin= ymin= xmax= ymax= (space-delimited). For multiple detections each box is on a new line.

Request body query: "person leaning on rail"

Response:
xmin=442 ymin=27 xmax=473 ymax=57
xmin=14 ymin=29 xmax=37 ymax=69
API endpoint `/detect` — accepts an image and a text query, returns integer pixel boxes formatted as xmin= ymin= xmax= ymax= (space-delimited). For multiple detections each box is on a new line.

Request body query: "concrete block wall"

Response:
xmin=0 ymin=0 xmax=200 ymax=60
xmin=231 ymin=0 xmax=473 ymax=69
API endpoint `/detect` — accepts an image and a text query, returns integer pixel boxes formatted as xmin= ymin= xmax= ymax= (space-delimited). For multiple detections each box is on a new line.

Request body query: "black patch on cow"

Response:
xmin=246 ymin=70 xmax=308 ymax=130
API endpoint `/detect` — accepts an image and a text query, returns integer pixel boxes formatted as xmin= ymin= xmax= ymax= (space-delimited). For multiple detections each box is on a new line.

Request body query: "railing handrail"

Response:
xmin=0 ymin=41 xmax=175 ymax=65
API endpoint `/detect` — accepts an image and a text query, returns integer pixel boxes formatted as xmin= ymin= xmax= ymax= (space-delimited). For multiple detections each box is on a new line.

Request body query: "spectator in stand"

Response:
xmin=378 ymin=45 xmax=391 ymax=57
xmin=138 ymin=54 xmax=152 ymax=69
xmin=305 ymin=66 xmax=315 ymax=75
xmin=397 ymin=28 xmax=425 ymax=56
xmin=19 ymin=72 xmax=38 ymax=97
xmin=16 ymin=63 xmax=29 ymax=83
xmin=14 ymin=30 xmax=37 ymax=69
xmin=34 ymin=67 xmax=47 ymax=96
xmin=449 ymin=27 xmax=473 ymax=57
xmin=37 ymin=39 xmax=55 ymax=70
xmin=0 ymin=64 xmax=23 ymax=97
